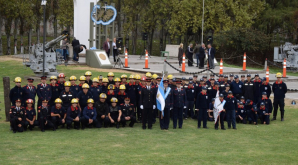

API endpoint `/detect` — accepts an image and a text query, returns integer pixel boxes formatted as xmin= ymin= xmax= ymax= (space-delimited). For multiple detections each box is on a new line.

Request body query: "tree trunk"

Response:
xmin=36 ymin=20 xmax=40 ymax=44
xmin=13 ymin=19 xmax=19 ymax=49
xmin=0 ymin=18 xmax=3 ymax=55
xmin=159 ymin=28 xmax=163 ymax=52
xmin=117 ymin=0 xmax=121 ymax=37
xmin=5 ymin=19 xmax=12 ymax=55
xmin=28 ymin=28 xmax=32 ymax=47
xmin=148 ymin=28 xmax=154 ymax=55
xmin=54 ymin=16 xmax=58 ymax=38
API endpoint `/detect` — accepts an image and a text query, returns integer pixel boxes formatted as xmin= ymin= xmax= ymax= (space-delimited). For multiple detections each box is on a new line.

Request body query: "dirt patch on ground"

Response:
xmin=0 ymin=56 xmax=24 ymax=62
xmin=71 ymin=65 xmax=141 ymax=74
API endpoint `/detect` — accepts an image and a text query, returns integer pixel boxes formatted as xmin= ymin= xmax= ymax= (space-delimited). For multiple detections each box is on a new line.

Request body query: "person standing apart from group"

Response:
xmin=71 ymin=37 xmax=80 ymax=62
xmin=112 ymin=38 xmax=118 ymax=62
xmin=198 ymin=43 xmax=206 ymax=69
xmin=207 ymin=44 xmax=216 ymax=69
xmin=187 ymin=44 xmax=194 ymax=67
xmin=193 ymin=42 xmax=201 ymax=67
xmin=61 ymin=38 xmax=69 ymax=63
xmin=178 ymin=43 xmax=183 ymax=68
xmin=103 ymin=38 xmax=110 ymax=58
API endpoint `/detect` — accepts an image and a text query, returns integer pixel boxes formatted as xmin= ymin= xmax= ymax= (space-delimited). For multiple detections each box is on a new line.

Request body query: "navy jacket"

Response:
xmin=36 ymin=83 xmax=52 ymax=102
xmin=22 ymin=85 xmax=36 ymax=104
xmin=83 ymin=106 xmax=97 ymax=120
xmin=9 ymin=86 xmax=24 ymax=105
xmin=224 ymin=96 xmax=237 ymax=111
xmin=173 ymin=87 xmax=187 ymax=108
xmin=195 ymin=92 xmax=209 ymax=109
xmin=237 ymin=106 xmax=246 ymax=118
xmin=207 ymin=47 xmax=216 ymax=59
xmin=164 ymin=87 xmax=173 ymax=109
xmin=77 ymin=91 xmax=93 ymax=110
xmin=25 ymin=107 xmax=36 ymax=121
xmin=185 ymin=86 xmax=196 ymax=101
xmin=260 ymin=83 xmax=271 ymax=98
xmin=230 ymin=81 xmax=243 ymax=95
xmin=272 ymin=81 xmax=287 ymax=100
xmin=90 ymin=85 xmax=102 ymax=103
xmin=66 ymin=106 xmax=81 ymax=121
xmin=70 ymin=84 xmax=80 ymax=98
xmin=257 ymin=98 xmax=273 ymax=113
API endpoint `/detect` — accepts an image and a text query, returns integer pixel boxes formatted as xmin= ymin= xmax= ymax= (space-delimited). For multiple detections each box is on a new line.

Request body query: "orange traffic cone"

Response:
xmin=143 ymin=50 xmax=150 ymax=69
xmin=283 ymin=58 xmax=287 ymax=78
xmin=124 ymin=49 xmax=129 ymax=68
xmin=266 ymin=67 xmax=269 ymax=83
xmin=182 ymin=53 xmax=185 ymax=72
xmin=219 ymin=59 xmax=223 ymax=74
xmin=241 ymin=52 xmax=247 ymax=71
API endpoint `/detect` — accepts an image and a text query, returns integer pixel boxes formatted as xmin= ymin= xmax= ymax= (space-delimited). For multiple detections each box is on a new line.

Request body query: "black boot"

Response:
xmin=271 ymin=116 xmax=276 ymax=121
xmin=116 ymin=123 xmax=119 ymax=129
xmin=281 ymin=111 xmax=284 ymax=121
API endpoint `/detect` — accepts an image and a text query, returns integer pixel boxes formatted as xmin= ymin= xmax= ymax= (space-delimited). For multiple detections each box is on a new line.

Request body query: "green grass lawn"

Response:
xmin=0 ymin=58 xmax=298 ymax=164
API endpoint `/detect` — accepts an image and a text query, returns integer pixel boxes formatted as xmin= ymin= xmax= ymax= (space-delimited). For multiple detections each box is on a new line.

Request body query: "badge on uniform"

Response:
xmin=206 ymin=96 xmax=208 ymax=99
xmin=20 ymin=111 xmax=23 ymax=115
xmin=91 ymin=112 xmax=94 ymax=115
xmin=192 ymin=90 xmax=194 ymax=93
xmin=241 ymin=110 xmax=244 ymax=113
xmin=233 ymin=100 xmax=234 ymax=103
xmin=239 ymin=85 xmax=242 ymax=88
xmin=76 ymin=87 xmax=78 ymax=90
xmin=31 ymin=112 xmax=34 ymax=115
xmin=265 ymin=87 xmax=267 ymax=90
xmin=280 ymin=87 xmax=282 ymax=89
xmin=56 ymin=88 xmax=58 ymax=91
xmin=97 ymin=89 xmax=99 ymax=92
xmin=47 ymin=88 xmax=50 ymax=91
xmin=129 ymin=108 xmax=132 ymax=110
xmin=60 ymin=111 xmax=62 ymax=114
xmin=20 ymin=92 xmax=23 ymax=95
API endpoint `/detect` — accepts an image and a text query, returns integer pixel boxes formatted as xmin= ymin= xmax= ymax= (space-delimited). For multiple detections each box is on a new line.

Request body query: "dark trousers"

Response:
xmin=248 ymin=113 xmax=258 ymax=123
xmin=39 ymin=118 xmax=55 ymax=131
xmin=173 ymin=107 xmax=183 ymax=128
xmin=273 ymin=99 xmax=285 ymax=118
xmin=226 ymin=110 xmax=236 ymax=128
xmin=66 ymin=118 xmax=81 ymax=128
xmin=81 ymin=117 xmax=99 ymax=128
xmin=215 ymin=112 xmax=225 ymax=129
xmin=197 ymin=108 xmax=207 ymax=128
xmin=160 ymin=108 xmax=170 ymax=129
xmin=142 ymin=108 xmax=153 ymax=129
xmin=208 ymin=57 xmax=214 ymax=69
xmin=113 ymin=49 xmax=118 ymax=62
xmin=196 ymin=54 xmax=199 ymax=66
xmin=185 ymin=101 xmax=194 ymax=118
xmin=152 ymin=109 xmax=158 ymax=123
xmin=98 ymin=116 xmax=110 ymax=128
xmin=199 ymin=57 xmax=205 ymax=68
xmin=51 ymin=116 xmax=65 ymax=128
xmin=179 ymin=60 xmax=182 ymax=66
xmin=234 ymin=94 xmax=241 ymax=100
xmin=106 ymin=49 xmax=110 ymax=58
xmin=63 ymin=49 xmax=67 ymax=61
xmin=73 ymin=49 xmax=78 ymax=61
xmin=236 ymin=116 xmax=247 ymax=124
xmin=259 ymin=115 xmax=269 ymax=124
xmin=108 ymin=114 xmax=123 ymax=128
xmin=187 ymin=54 xmax=193 ymax=66
xmin=122 ymin=116 xmax=136 ymax=127
xmin=24 ymin=120 xmax=39 ymax=130
xmin=10 ymin=118 xmax=24 ymax=132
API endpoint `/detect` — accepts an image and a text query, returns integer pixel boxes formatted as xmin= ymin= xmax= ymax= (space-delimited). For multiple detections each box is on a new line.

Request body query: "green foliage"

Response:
xmin=57 ymin=0 xmax=74 ymax=29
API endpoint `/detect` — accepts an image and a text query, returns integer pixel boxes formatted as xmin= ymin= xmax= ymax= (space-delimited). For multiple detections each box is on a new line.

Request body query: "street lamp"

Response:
xmin=41 ymin=0 xmax=47 ymax=76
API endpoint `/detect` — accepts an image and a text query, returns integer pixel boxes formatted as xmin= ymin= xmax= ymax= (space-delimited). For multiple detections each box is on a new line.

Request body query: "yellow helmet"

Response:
xmin=121 ymin=74 xmax=128 ymax=79
xmin=146 ymin=72 xmax=152 ymax=77
xmin=129 ymin=75 xmax=135 ymax=79
xmin=167 ymin=74 xmax=173 ymax=80
xmin=69 ymin=76 xmax=77 ymax=81
xmin=99 ymin=93 xmax=107 ymax=99
xmin=71 ymin=98 xmax=78 ymax=104
xmin=14 ymin=77 xmax=22 ymax=83
xmin=82 ymin=83 xmax=90 ymax=89
xmin=55 ymin=98 xmax=62 ymax=103
xmin=85 ymin=71 xmax=92 ymax=76
xmin=114 ymin=77 xmax=121 ymax=82
xmin=107 ymin=72 xmax=114 ymax=77
xmin=92 ymin=78 xmax=99 ymax=83
xmin=152 ymin=74 xmax=158 ymax=79
xmin=110 ymin=97 xmax=118 ymax=103
xmin=108 ymin=84 xmax=115 ymax=90
xmin=50 ymin=76 xmax=57 ymax=80
xmin=276 ymin=72 xmax=282 ymax=78
xmin=102 ymin=78 xmax=109 ymax=83
xmin=87 ymin=98 xmax=94 ymax=104
xmin=135 ymin=74 xmax=141 ymax=80
xmin=79 ymin=76 xmax=86 ymax=81
xmin=119 ymin=84 xmax=126 ymax=90
xmin=64 ymin=81 xmax=71 ymax=87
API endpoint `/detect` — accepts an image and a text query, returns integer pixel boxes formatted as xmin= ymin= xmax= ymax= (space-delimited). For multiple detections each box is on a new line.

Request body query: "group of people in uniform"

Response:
xmin=9 ymin=70 xmax=287 ymax=133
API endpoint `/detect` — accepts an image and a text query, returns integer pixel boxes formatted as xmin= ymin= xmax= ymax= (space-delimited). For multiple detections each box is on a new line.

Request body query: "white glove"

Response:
xmin=140 ymin=105 xmax=143 ymax=109
xmin=184 ymin=106 xmax=187 ymax=109
xmin=153 ymin=105 xmax=156 ymax=109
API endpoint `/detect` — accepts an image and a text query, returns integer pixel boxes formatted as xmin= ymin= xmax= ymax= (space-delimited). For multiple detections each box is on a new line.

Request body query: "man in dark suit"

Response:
xmin=139 ymin=78 xmax=156 ymax=129
xmin=72 ymin=37 xmax=80 ymax=62
xmin=207 ymin=44 xmax=216 ymax=69
xmin=187 ymin=44 xmax=194 ymax=66
xmin=193 ymin=42 xmax=201 ymax=67
xmin=198 ymin=43 xmax=206 ymax=69
xmin=103 ymin=38 xmax=110 ymax=58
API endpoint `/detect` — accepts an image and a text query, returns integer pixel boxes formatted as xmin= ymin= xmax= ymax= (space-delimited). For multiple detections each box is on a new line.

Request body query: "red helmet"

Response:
xmin=26 ymin=99 xmax=34 ymax=104
xmin=141 ymin=76 xmax=146 ymax=81
xmin=58 ymin=73 xmax=65 ymax=78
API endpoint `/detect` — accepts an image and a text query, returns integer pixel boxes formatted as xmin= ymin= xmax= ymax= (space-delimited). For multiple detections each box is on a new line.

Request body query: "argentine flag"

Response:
xmin=156 ymin=78 xmax=165 ymax=116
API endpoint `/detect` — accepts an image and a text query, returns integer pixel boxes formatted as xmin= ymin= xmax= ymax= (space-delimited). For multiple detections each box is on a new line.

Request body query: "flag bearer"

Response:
xmin=160 ymin=79 xmax=173 ymax=130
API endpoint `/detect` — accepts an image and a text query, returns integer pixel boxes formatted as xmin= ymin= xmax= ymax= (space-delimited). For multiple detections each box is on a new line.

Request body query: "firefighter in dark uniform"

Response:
xmin=260 ymin=78 xmax=271 ymax=98
xmin=49 ymin=76 xmax=61 ymax=109
xmin=195 ymin=87 xmax=209 ymax=129
xmin=77 ymin=83 xmax=93 ymax=114
xmin=230 ymin=75 xmax=243 ymax=100
xmin=36 ymin=76 xmax=52 ymax=108
xmin=9 ymin=77 xmax=24 ymax=106
xmin=272 ymin=72 xmax=287 ymax=121
xmin=66 ymin=98 xmax=81 ymax=129
xmin=84 ymin=71 xmax=93 ymax=86
xmin=258 ymin=102 xmax=269 ymax=124
xmin=236 ymin=102 xmax=247 ymax=124
xmin=172 ymin=80 xmax=187 ymax=129
xmin=253 ymin=74 xmax=262 ymax=103
xmin=24 ymin=99 xmax=39 ymax=131
xmin=101 ymin=78 xmax=109 ymax=94
xmin=185 ymin=81 xmax=196 ymax=119
xmin=206 ymin=74 xmax=215 ymax=86
xmin=10 ymin=99 xmax=25 ymax=133
xmin=94 ymin=93 xmax=110 ymax=128
xmin=241 ymin=75 xmax=246 ymax=83
xmin=90 ymin=78 xmax=102 ymax=103
xmin=140 ymin=78 xmax=156 ymax=129
xmin=219 ymin=76 xmax=227 ymax=93
xmin=120 ymin=97 xmax=136 ymax=127
xmin=78 ymin=76 xmax=86 ymax=92
xmin=126 ymin=75 xmax=137 ymax=106
xmin=60 ymin=81 xmax=74 ymax=110
xmin=69 ymin=76 xmax=80 ymax=98
xmin=258 ymin=92 xmax=273 ymax=123
xmin=117 ymin=85 xmax=127 ymax=105
xmin=207 ymin=78 xmax=217 ymax=102
xmin=38 ymin=100 xmax=55 ymax=132
xmin=81 ymin=98 xmax=99 ymax=129
xmin=214 ymin=94 xmax=226 ymax=130
xmin=224 ymin=91 xmax=237 ymax=129
xmin=114 ymin=77 xmax=121 ymax=94
xmin=107 ymin=72 xmax=115 ymax=84
xmin=22 ymin=78 xmax=36 ymax=107
xmin=120 ymin=74 xmax=128 ymax=85
xmin=243 ymin=74 xmax=254 ymax=101
xmin=217 ymin=74 xmax=224 ymax=84
xmin=160 ymin=79 xmax=173 ymax=130
xmin=107 ymin=84 xmax=117 ymax=106
xmin=57 ymin=73 xmax=66 ymax=91
xmin=51 ymin=98 xmax=66 ymax=128
xmin=108 ymin=97 xmax=123 ymax=128
xmin=222 ymin=84 xmax=230 ymax=98
xmin=229 ymin=74 xmax=234 ymax=82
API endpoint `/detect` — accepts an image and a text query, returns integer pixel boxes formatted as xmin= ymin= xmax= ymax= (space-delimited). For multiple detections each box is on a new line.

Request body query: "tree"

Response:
xmin=57 ymin=0 xmax=74 ymax=35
